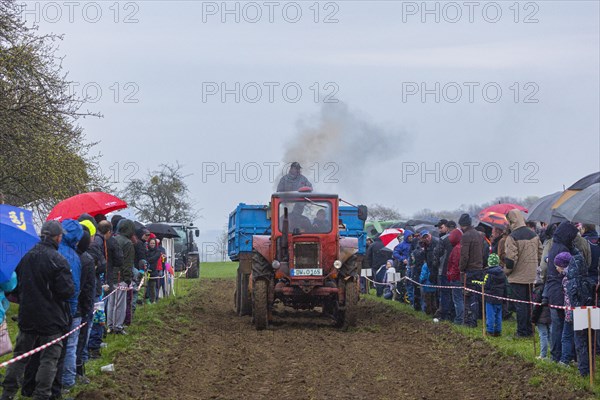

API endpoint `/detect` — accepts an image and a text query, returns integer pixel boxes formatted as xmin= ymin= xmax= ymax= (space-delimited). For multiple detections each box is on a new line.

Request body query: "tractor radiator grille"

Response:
xmin=294 ymin=243 xmax=320 ymax=269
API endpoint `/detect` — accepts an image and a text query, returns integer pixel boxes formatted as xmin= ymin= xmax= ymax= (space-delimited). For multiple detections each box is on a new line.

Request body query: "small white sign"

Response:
xmin=573 ymin=307 xmax=600 ymax=331
xmin=361 ymin=269 xmax=372 ymax=277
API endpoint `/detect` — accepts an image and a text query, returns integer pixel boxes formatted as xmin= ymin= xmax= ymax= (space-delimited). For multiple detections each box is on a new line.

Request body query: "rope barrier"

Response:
xmin=0 ymin=322 xmax=87 ymax=369
xmin=364 ymin=272 xmax=585 ymax=311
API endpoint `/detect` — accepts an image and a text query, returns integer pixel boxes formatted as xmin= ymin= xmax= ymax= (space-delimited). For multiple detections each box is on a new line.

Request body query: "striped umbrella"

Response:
xmin=478 ymin=211 xmax=508 ymax=228
xmin=480 ymin=203 xmax=528 ymax=215
xmin=379 ymin=228 xmax=405 ymax=251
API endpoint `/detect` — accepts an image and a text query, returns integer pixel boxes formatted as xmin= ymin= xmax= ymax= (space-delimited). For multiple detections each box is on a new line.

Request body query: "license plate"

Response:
xmin=291 ymin=268 xmax=322 ymax=276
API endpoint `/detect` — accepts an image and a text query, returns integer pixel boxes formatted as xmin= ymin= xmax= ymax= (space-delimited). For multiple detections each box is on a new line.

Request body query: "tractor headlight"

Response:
xmin=272 ymin=260 xmax=281 ymax=270
xmin=333 ymin=260 xmax=342 ymax=269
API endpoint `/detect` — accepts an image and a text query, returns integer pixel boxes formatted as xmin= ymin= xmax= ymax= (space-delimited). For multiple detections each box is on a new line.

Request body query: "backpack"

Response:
xmin=568 ymin=276 xmax=596 ymax=307
xmin=566 ymin=252 xmax=597 ymax=307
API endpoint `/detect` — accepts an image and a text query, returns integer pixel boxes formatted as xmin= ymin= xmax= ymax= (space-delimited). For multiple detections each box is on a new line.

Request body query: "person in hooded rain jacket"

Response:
xmin=543 ymin=222 xmax=578 ymax=363
xmin=504 ymin=209 xmax=542 ymax=338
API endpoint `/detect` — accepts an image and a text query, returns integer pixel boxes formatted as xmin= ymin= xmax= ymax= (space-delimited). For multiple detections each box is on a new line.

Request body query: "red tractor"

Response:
xmin=228 ymin=190 xmax=367 ymax=330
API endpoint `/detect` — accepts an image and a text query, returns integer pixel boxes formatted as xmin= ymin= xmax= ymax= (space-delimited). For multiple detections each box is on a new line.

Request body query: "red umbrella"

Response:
xmin=480 ymin=203 xmax=528 ymax=215
xmin=47 ymin=192 xmax=127 ymax=221
xmin=478 ymin=211 xmax=508 ymax=228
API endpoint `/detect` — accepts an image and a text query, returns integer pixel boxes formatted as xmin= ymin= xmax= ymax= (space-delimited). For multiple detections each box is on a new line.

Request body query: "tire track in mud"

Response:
xmin=78 ymin=279 xmax=593 ymax=400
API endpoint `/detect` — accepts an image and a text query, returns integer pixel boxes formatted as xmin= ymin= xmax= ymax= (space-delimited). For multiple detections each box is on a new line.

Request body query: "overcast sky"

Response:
xmin=23 ymin=0 xmax=600 ymax=236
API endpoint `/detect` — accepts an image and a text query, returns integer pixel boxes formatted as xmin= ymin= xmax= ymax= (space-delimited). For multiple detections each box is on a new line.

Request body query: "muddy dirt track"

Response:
xmin=78 ymin=279 xmax=593 ymax=400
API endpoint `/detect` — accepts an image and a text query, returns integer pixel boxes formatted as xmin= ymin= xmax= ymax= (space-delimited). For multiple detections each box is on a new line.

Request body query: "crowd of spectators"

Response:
xmin=366 ymin=213 xmax=599 ymax=377
xmin=1 ymin=214 xmax=171 ymax=400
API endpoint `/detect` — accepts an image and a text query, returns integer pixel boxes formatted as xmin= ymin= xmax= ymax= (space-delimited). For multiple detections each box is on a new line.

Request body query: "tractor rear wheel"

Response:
xmin=253 ymin=279 xmax=268 ymax=330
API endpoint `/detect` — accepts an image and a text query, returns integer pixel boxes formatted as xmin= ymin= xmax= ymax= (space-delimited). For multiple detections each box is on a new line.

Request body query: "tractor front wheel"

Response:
xmin=253 ymin=279 xmax=269 ymax=330
xmin=343 ymin=280 xmax=359 ymax=329
xmin=336 ymin=280 xmax=358 ymax=330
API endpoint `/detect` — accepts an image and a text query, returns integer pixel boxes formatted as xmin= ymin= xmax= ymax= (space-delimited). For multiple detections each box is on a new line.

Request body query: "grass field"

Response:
xmin=200 ymin=261 xmax=238 ymax=279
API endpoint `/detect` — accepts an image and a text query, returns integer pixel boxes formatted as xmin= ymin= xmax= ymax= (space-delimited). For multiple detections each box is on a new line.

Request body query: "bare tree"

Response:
xmin=367 ymin=204 xmax=403 ymax=221
xmin=217 ymin=226 xmax=228 ymax=262
xmin=0 ymin=0 xmax=105 ymax=215
xmin=121 ymin=163 xmax=197 ymax=223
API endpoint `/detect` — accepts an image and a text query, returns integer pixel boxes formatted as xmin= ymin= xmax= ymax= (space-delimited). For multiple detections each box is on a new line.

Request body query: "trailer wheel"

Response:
xmin=239 ymin=273 xmax=251 ymax=316
xmin=253 ymin=279 xmax=269 ymax=330
xmin=234 ymin=269 xmax=241 ymax=314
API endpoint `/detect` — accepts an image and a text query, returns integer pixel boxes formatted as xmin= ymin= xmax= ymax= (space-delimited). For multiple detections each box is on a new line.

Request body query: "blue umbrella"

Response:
xmin=0 ymin=204 xmax=39 ymax=282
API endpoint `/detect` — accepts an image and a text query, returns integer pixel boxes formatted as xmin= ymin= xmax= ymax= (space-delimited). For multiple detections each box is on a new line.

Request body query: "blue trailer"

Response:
xmin=228 ymin=204 xmax=367 ymax=261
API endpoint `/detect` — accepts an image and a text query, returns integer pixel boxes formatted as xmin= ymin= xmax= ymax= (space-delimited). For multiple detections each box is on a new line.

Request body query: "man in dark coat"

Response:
xmin=75 ymin=227 xmax=95 ymax=384
xmin=543 ymin=221 xmax=578 ymax=362
xmin=366 ymin=237 xmax=390 ymax=297
xmin=421 ymin=231 xmax=439 ymax=283
xmin=434 ymin=220 xmax=456 ymax=321
xmin=458 ymin=213 xmax=484 ymax=328
xmin=134 ymin=228 xmax=150 ymax=269
xmin=108 ymin=219 xmax=135 ymax=334
xmin=276 ymin=162 xmax=313 ymax=192
xmin=1 ymin=221 xmax=75 ymax=400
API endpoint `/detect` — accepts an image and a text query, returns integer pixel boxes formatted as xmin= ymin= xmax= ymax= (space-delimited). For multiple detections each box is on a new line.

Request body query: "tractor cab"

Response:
xmin=270 ymin=192 xmax=341 ymax=286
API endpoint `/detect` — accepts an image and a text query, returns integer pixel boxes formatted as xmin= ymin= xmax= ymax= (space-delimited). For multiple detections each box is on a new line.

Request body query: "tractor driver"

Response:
xmin=312 ymin=208 xmax=330 ymax=233
xmin=288 ymin=202 xmax=312 ymax=233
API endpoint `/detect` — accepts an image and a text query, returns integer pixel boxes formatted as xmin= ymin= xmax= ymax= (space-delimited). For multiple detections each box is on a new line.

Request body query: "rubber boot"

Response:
xmin=76 ymin=363 xmax=90 ymax=385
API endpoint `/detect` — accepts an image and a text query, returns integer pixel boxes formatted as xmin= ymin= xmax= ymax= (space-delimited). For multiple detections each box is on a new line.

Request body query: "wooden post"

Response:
xmin=588 ymin=308 xmax=594 ymax=388
xmin=595 ymin=285 xmax=599 ymax=376
xmin=530 ymin=284 xmax=536 ymax=358
xmin=463 ymin=274 xmax=467 ymax=327
xmin=481 ymin=284 xmax=486 ymax=337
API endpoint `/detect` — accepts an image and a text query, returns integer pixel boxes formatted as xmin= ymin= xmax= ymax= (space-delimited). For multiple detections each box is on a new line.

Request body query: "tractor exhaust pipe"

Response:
xmin=281 ymin=207 xmax=289 ymax=262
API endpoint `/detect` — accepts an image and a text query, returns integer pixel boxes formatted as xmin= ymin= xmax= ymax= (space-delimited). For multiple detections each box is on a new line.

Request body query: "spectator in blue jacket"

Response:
xmin=419 ymin=261 xmax=437 ymax=315
xmin=0 ymin=273 xmax=17 ymax=325
xmin=393 ymin=230 xmax=414 ymax=303
xmin=58 ymin=219 xmax=83 ymax=391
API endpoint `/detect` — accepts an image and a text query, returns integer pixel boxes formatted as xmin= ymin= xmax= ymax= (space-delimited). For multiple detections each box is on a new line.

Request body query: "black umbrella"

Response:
xmin=146 ymin=223 xmax=180 ymax=239
xmin=134 ymin=221 xmax=146 ymax=230
xmin=526 ymin=192 xmax=567 ymax=224
xmin=414 ymin=224 xmax=438 ymax=237
xmin=406 ymin=219 xmax=435 ymax=226
xmin=567 ymin=171 xmax=600 ymax=190
xmin=556 ymin=183 xmax=600 ymax=225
